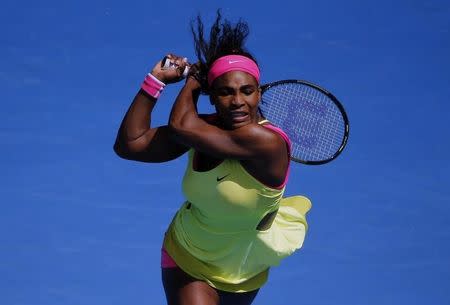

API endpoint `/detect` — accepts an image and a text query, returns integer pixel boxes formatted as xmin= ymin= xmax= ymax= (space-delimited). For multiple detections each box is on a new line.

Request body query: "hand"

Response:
xmin=186 ymin=62 xmax=209 ymax=94
xmin=185 ymin=75 xmax=202 ymax=91
xmin=151 ymin=54 xmax=189 ymax=84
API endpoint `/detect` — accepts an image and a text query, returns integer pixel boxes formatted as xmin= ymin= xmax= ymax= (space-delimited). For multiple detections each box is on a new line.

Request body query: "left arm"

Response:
xmin=169 ymin=77 xmax=289 ymax=187
xmin=169 ymin=78 xmax=283 ymax=161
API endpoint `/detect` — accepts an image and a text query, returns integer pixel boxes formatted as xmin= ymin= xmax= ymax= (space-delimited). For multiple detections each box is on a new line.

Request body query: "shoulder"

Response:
xmin=253 ymin=122 xmax=291 ymax=161
xmin=233 ymin=123 xmax=288 ymax=158
xmin=260 ymin=123 xmax=291 ymax=151
xmin=239 ymin=122 xmax=290 ymax=186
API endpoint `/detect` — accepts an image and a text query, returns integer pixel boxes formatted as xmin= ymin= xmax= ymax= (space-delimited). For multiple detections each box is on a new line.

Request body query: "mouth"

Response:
xmin=230 ymin=111 xmax=249 ymax=124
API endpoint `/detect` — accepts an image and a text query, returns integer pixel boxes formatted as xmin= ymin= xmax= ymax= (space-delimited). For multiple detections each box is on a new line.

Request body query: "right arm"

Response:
xmin=113 ymin=55 xmax=189 ymax=163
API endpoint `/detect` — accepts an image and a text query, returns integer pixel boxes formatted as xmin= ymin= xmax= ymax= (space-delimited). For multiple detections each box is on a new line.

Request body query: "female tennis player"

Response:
xmin=114 ymin=11 xmax=311 ymax=305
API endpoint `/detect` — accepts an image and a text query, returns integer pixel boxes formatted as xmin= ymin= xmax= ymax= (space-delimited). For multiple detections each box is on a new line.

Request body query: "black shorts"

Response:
xmin=162 ymin=267 xmax=259 ymax=305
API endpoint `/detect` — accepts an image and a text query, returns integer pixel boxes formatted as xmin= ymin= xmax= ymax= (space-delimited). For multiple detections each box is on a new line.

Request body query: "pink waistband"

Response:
xmin=161 ymin=247 xmax=178 ymax=268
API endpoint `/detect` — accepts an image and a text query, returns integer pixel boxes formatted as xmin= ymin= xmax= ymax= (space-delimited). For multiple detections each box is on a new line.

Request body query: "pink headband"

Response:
xmin=207 ymin=55 xmax=260 ymax=86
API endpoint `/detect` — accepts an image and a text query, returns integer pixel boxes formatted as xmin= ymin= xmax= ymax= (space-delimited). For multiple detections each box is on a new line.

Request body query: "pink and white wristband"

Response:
xmin=141 ymin=73 xmax=166 ymax=99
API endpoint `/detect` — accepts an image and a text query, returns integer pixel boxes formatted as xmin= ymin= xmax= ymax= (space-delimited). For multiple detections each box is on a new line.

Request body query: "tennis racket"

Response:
xmin=259 ymin=80 xmax=349 ymax=165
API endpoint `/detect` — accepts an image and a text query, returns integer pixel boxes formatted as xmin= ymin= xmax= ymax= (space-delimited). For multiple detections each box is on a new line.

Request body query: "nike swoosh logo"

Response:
xmin=229 ymin=60 xmax=244 ymax=64
xmin=216 ymin=174 xmax=230 ymax=182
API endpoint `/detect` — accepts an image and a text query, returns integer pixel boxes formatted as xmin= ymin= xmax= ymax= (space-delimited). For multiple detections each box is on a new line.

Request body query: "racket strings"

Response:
xmin=261 ymin=83 xmax=345 ymax=162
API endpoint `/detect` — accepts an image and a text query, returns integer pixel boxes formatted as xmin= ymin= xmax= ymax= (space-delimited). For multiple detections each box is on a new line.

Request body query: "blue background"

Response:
xmin=1 ymin=0 xmax=449 ymax=304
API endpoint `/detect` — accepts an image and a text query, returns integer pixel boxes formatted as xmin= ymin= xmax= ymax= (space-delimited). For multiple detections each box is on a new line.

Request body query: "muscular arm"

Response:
xmin=113 ymin=90 xmax=188 ymax=163
xmin=114 ymin=55 xmax=193 ymax=163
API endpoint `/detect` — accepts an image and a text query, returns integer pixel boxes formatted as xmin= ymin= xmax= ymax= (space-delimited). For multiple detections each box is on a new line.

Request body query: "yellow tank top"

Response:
xmin=163 ymin=124 xmax=311 ymax=292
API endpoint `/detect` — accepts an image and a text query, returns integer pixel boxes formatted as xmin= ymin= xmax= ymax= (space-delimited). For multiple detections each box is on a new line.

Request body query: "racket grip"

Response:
xmin=161 ymin=56 xmax=190 ymax=78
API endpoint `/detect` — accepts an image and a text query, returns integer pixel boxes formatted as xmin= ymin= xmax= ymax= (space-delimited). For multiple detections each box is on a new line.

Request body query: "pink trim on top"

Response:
xmin=207 ymin=55 xmax=260 ymax=86
xmin=261 ymin=124 xmax=291 ymax=189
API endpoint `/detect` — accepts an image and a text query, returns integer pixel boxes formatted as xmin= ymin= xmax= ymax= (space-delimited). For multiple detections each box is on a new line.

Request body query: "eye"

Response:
xmin=214 ymin=87 xmax=233 ymax=96
xmin=241 ymin=86 xmax=256 ymax=95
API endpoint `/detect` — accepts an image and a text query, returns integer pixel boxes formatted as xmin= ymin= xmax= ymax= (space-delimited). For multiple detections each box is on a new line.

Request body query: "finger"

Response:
xmin=170 ymin=56 xmax=189 ymax=78
xmin=163 ymin=54 xmax=188 ymax=71
xmin=171 ymin=56 xmax=186 ymax=67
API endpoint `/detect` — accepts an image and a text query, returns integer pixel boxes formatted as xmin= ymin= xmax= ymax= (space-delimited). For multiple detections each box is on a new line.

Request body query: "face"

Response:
xmin=209 ymin=71 xmax=261 ymax=130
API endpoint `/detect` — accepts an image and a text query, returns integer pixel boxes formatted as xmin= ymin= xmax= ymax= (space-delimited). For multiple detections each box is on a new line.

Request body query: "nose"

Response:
xmin=231 ymin=93 xmax=245 ymax=108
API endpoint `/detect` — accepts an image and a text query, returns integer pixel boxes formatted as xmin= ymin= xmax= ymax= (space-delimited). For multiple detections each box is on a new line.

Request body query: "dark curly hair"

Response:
xmin=190 ymin=10 xmax=257 ymax=93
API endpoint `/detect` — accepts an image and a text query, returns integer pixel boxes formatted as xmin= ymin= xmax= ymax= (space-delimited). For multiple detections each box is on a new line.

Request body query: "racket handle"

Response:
xmin=161 ymin=56 xmax=190 ymax=78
